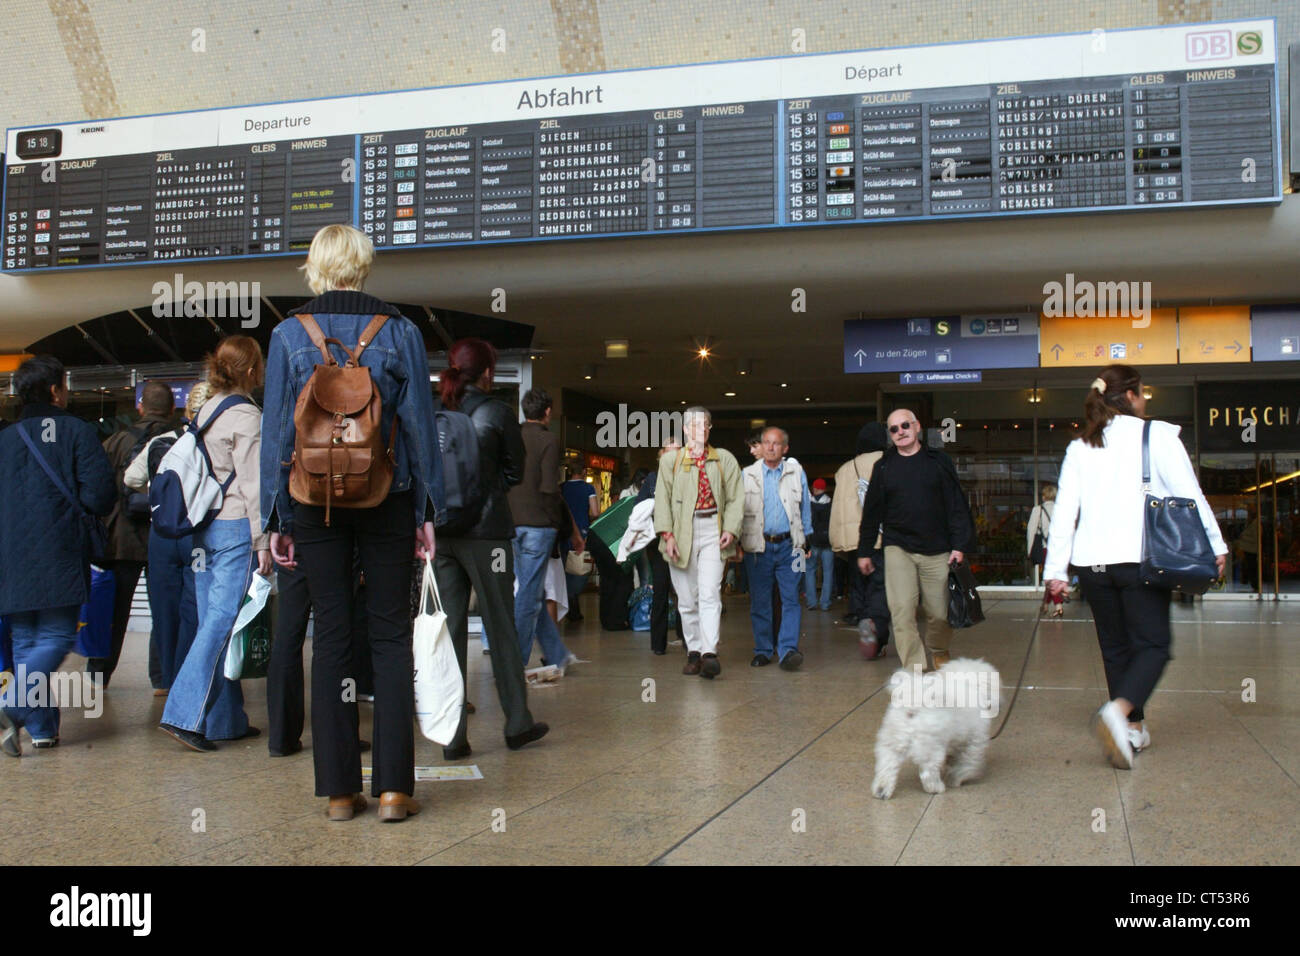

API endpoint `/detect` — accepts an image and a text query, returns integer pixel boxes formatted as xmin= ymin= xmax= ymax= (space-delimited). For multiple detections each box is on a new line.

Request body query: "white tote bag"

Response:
xmin=413 ymin=557 xmax=464 ymax=745
xmin=223 ymin=572 xmax=273 ymax=680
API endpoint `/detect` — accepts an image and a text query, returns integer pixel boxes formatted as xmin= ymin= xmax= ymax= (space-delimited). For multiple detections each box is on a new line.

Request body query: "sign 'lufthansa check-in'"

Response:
xmin=844 ymin=315 xmax=1039 ymax=374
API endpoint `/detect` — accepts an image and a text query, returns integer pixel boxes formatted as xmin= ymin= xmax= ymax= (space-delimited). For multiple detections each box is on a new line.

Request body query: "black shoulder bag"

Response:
xmin=1139 ymin=420 xmax=1218 ymax=594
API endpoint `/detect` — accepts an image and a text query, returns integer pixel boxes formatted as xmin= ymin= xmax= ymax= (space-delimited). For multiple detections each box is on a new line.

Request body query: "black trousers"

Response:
xmin=646 ymin=544 xmax=685 ymax=654
xmin=433 ymin=536 xmax=535 ymax=749
xmin=265 ymin=562 xmax=374 ymax=754
xmin=294 ymin=492 xmax=415 ymax=798
xmin=842 ymin=550 xmax=890 ymax=644
xmin=1075 ymin=563 xmax=1172 ymax=722
xmin=87 ymin=559 xmax=162 ymax=686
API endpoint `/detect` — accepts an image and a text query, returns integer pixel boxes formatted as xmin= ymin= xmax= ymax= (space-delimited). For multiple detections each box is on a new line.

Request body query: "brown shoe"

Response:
xmin=682 ymin=651 xmax=702 ymax=675
xmin=931 ymin=651 xmax=951 ymax=668
xmin=378 ymin=791 xmax=421 ymax=822
xmin=326 ymin=793 xmax=367 ymax=821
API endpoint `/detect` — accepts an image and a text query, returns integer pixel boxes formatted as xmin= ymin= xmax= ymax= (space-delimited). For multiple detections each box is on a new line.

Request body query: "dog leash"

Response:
xmin=989 ymin=593 xmax=1050 ymax=740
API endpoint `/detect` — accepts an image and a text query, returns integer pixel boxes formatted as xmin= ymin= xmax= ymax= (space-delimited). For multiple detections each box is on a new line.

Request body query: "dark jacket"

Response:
xmin=508 ymin=420 xmax=564 ymax=528
xmin=809 ymin=494 xmax=832 ymax=548
xmin=261 ymin=290 xmax=445 ymax=536
xmin=102 ymin=414 xmax=175 ymax=563
xmin=857 ymin=446 xmax=976 ymax=557
xmin=0 ymin=404 xmax=116 ymax=614
xmin=442 ymin=385 xmax=524 ymax=540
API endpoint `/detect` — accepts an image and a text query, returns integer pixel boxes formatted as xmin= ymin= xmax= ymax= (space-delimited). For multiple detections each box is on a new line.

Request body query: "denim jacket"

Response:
xmin=260 ymin=290 xmax=445 ymax=536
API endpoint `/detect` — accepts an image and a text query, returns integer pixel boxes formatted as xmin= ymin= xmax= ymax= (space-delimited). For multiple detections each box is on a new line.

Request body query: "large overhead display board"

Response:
xmin=3 ymin=19 xmax=1279 ymax=273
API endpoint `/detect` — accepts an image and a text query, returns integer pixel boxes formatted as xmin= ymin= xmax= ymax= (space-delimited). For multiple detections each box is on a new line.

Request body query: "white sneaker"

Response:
xmin=1128 ymin=724 xmax=1150 ymax=753
xmin=1093 ymin=701 xmax=1134 ymax=769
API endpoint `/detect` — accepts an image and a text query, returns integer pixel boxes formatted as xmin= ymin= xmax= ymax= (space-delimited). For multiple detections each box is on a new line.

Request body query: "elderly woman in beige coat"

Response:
xmin=653 ymin=406 xmax=743 ymax=679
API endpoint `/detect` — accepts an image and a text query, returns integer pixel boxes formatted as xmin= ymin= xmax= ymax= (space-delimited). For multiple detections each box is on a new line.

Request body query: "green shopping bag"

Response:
xmin=587 ymin=496 xmax=639 ymax=568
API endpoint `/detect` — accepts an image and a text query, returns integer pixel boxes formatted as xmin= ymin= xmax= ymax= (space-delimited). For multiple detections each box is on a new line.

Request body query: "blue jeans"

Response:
xmin=3 ymin=605 xmax=80 ymax=740
xmin=749 ymin=544 xmax=802 ymax=659
xmin=148 ymin=530 xmax=198 ymax=689
xmin=514 ymin=527 xmax=569 ymax=666
xmin=161 ymin=519 xmax=251 ymax=740
xmin=804 ymin=546 xmax=834 ymax=610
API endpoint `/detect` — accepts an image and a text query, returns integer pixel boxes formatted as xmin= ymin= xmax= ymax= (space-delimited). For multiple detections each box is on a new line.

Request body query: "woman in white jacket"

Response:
xmin=1044 ymin=365 xmax=1226 ymax=770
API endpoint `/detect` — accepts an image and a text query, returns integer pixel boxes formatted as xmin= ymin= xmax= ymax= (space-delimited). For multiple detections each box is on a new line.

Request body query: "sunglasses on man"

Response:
xmin=888 ymin=422 xmax=913 ymax=434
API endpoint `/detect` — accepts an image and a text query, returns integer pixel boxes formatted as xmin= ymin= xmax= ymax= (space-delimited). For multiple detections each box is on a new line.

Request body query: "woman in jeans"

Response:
xmin=1044 ymin=365 xmax=1226 ymax=769
xmin=160 ymin=339 xmax=269 ymax=751
xmin=434 ymin=338 xmax=548 ymax=762
xmin=262 ymin=224 xmax=443 ymax=822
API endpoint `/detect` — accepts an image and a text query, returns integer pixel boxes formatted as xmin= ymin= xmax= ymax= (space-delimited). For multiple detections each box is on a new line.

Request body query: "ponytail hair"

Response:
xmin=439 ymin=337 xmax=497 ymax=410
xmin=1080 ymin=364 xmax=1142 ymax=448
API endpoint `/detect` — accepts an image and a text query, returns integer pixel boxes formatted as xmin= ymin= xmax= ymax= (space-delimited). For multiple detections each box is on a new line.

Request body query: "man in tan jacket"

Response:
xmin=654 ymin=406 xmax=743 ymax=679
xmin=830 ymin=422 xmax=891 ymax=659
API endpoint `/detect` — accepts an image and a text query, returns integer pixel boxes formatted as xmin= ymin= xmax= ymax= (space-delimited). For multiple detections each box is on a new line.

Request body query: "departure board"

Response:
xmin=3 ymin=18 xmax=1281 ymax=273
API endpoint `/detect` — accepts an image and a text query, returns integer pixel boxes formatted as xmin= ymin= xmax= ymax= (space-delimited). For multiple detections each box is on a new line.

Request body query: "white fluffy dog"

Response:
xmin=871 ymin=657 xmax=1000 ymax=799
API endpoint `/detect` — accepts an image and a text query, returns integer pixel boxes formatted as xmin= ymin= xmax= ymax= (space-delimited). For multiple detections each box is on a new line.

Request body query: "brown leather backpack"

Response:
xmin=288 ymin=314 xmax=397 ymax=524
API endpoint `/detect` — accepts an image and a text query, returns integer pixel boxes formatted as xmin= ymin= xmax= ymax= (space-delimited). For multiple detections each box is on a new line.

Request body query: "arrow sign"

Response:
xmin=1050 ymin=343 xmax=1064 ymax=359
xmin=1228 ymin=340 xmax=1243 ymax=354
xmin=854 ymin=348 xmax=867 ymax=367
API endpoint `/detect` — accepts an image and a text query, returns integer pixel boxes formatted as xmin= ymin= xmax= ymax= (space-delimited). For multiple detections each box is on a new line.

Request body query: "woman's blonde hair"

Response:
xmin=185 ymin=381 xmax=214 ymax=420
xmin=1041 ymin=483 xmax=1057 ymax=502
xmin=300 ymin=223 xmax=374 ymax=295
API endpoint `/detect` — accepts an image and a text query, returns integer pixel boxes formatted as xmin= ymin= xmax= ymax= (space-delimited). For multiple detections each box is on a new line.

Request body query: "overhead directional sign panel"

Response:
xmin=1039 ymin=308 xmax=1178 ymax=367
xmin=844 ymin=313 xmax=1038 ymax=373
xmin=1178 ymin=305 xmax=1250 ymax=363
xmin=1250 ymin=304 xmax=1300 ymax=361
xmin=2 ymin=18 xmax=1281 ymax=272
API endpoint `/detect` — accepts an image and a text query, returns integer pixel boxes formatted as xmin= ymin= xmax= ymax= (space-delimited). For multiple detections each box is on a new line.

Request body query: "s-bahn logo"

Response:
xmin=1236 ymin=31 xmax=1262 ymax=56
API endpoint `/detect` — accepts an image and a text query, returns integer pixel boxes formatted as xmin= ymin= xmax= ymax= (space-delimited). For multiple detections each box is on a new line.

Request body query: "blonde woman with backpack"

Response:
xmin=260 ymin=224 xmax=444 ymax=822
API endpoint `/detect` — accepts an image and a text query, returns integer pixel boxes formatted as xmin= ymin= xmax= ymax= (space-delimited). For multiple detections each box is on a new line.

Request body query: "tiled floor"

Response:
xmin=6 ymin=596 xmax=1297 ymax=865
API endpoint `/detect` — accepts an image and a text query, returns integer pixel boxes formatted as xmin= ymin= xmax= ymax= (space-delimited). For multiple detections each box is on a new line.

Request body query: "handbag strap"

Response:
xmin=1141 ymin=419 xmax=1152 ymax=492
xmin=419 ymin=557 xmax=444 ymax=617
xmin=16 ymin=422 xmax=89 ymax=519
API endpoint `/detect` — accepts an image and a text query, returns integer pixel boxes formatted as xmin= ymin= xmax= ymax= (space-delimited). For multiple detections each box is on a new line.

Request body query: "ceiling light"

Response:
xmin=804 ymin=397 xmax=811 ymax=402
xmin=822 ymin=420 xmax=828 ymax=425
xmin=780 ymin=382 xmax=788 ymax=388
xmin=605 ymin=339 xmax=629 ymax=359
xmin=724 ymin=391 xmax=736 ymax=397
xmin=737 ymin=358 xmax=753 ymax=376
xmin=581 ymin=363 xmax=596 ymax=381
xmin=1143 ymin=386 xmax=1153 ymax=399
xmin=645 ymin=386 xmax=652 ymax=391
xmin=697 ymin=347 xmax=711 ymax=359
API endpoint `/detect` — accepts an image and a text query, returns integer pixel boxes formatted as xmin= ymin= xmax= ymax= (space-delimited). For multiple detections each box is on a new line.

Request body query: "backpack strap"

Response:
xmin=196 ymin=395 xmax=254 ymax=435
xmin=353 ymin=315 xmax=390 ymax=362
xmin=295 ymin=314 xmax=336 ymax=366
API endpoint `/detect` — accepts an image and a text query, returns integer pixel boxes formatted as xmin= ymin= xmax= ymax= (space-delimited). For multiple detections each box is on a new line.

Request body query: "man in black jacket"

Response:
xmin=0 ymin=356 xmax=116 ymax=754
xmin=857 ymin=408 xmax=974 ymax=673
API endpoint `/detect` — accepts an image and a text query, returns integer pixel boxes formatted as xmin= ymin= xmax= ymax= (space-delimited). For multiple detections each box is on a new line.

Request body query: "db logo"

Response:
xmin=1186 ymin=30 xmax=1231 ymax=62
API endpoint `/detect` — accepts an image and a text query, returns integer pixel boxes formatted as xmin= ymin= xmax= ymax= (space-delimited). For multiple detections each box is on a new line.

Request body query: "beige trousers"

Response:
xmin=883 ymin=546 xmax=952 ymax=672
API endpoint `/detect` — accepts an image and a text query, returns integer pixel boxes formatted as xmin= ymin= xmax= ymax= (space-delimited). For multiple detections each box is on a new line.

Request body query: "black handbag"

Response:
xmin=947 ymin=559 xmax=984 ymax=629
xmin=1139 ymin=420 xmax=1218 ymax=594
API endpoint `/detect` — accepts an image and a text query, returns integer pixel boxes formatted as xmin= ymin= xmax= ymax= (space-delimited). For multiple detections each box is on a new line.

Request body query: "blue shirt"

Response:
xmin=762 ymin=460 xmax=813 ymax=537
xmin=562 ymin=479 xmax=597 ymax=535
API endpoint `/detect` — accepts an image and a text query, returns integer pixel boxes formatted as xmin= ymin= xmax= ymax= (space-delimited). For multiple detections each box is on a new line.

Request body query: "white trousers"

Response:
xmin=668 ymin=514 xmax=724 ymax=655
